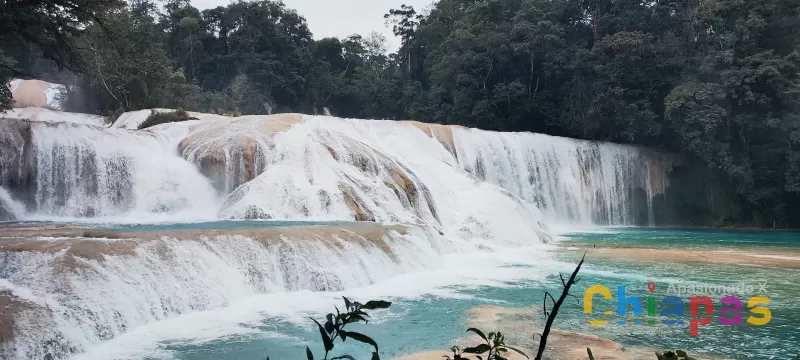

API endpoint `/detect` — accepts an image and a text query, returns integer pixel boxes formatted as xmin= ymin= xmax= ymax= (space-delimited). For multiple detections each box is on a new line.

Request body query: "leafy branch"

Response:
xmin=267 ymin=297 xmax=391 ymax=360
xmin=445 ymin=329 xmax=529 ymax=360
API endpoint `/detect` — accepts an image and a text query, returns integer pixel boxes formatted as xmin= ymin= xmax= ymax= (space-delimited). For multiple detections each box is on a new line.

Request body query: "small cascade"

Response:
xmin=28 ymin=122 xmax=219 ymax=219
xmin=0 ymin=186 xmax=25 ymax=220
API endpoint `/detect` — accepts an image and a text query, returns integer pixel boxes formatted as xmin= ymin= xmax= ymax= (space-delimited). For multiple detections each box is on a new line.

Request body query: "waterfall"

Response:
xmin=27 ymin=122 xmax=219 ymax=220
xmin=0 ymin=108 xmax=674 ymax=359
xmin=2 ymin=111 xmax=672 ymax=225
xmin=451 ymin=127 xmax=671 ymax=226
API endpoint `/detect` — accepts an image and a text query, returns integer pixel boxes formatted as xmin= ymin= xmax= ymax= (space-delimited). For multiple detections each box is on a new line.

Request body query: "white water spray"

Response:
xmin=27 ymin=122 xmax=219 ymax=220
xmin=0 ymin=108 xmax=674 ymax=359
xmin=0 ymin=186 xmax=25 ymax=219
xmin=452 ymin=128 xmax=672 ymax=226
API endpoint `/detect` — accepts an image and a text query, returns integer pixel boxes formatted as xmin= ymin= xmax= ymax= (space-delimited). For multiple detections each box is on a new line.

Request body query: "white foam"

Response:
xmin=0 ymin=186 xmax=25 ymax=219
xmin=452 ymin=128 xmax=672 ymax=226
xmin=2 ymin=107 xmax=106 ymax=126
xmin=745 ymin=253 xmax=800 ymax=261
xmin=70 ymin=244 xmax=564 ymax=360
xmin=27 ymin=121 xmax=220 ymax=220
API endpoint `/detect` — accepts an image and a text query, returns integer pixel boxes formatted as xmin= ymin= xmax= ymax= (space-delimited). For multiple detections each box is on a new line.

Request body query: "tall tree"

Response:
xmin=0 ymin=0 xmax=124 ymax=111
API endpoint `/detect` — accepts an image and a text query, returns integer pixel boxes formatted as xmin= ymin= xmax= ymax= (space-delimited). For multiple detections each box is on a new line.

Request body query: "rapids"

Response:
xmin=0 ymin=108 xmax=674 ymax=359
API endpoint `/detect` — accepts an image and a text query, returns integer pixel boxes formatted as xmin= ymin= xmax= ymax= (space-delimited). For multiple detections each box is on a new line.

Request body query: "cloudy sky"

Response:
xmin=191 ymin=0 xmax=433 ymax=51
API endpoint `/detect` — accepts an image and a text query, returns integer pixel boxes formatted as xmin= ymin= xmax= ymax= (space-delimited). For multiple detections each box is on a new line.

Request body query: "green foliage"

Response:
xmin=6 ymin=0 xmax=800 ymax=226
xmin=137 ymin=109 xmax=193 ymax=130
xmin=587 ymin=347 xmax=594 ymax=360
xmin=268 ymin=297 xmax=391 ymax=360
xmin=0 ymin=50 xmax=14 ymax=112
xmin=445 ymin=329 xmax=528 ymax=360
xmin=0 ymin=79 xmax=11 ymax=112
xmin=0 ymin=0 xmax=124 ymax=76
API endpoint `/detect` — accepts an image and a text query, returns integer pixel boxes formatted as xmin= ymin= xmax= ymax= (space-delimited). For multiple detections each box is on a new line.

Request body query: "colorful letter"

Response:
xmin=747 ymin=296 xmax=771 ymax=326
xmin=584 ymin=285 xmax=613 ymax=326
xmin=719 ymin=296 xmax=742 ymax=325
xmin=660 ymin=296 xmax=684 ymax=325
xmin=690 ymin=296 xmax=714 ymax=337
xmin=647 ymin=295 xmax=657 ymax=325
xmin=617 ymin=285 xmax=642 ymax=325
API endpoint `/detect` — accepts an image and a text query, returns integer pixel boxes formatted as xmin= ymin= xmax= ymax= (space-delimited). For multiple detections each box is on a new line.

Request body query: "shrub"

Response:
xmin=267 ymin=296 xmax=391 ymax=360
xmin=137 ymin=109 xmax=195 ymax=130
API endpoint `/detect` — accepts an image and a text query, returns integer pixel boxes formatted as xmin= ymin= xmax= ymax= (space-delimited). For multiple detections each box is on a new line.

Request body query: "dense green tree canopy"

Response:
xmin=2 ymin=0 xmax=800 ymax=226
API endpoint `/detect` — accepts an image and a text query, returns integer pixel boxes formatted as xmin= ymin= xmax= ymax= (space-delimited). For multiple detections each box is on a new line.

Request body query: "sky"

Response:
xmin=191 ymin=0 xmax=434 ymax=52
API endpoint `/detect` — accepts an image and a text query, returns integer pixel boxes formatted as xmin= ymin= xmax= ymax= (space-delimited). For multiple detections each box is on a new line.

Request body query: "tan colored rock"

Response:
xmin=178 ymin=113 xmax=304 ymax=192
xmin=0 ymin=222 xmax=410 ymax=265
xmin=394 ymin=343 xmax=531 ymax=360
xmin=341 ymin=186 xmax=376 ymax=222
xmin=327 ymin=135 xmax=440 ymax=224
xmin=11 ymin=80 xmax=49 ymax=108
xmin=401 ymin=120 xmax=461 ymax=157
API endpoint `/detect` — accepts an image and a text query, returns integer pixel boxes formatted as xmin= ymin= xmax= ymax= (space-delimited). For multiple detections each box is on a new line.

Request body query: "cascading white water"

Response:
xmin=0 ymin=108 xmax=674 ymax=359
xmin=452 ymin=127 xmax=671 ymax=226
xmin=0 ymin=186 xmax=25 ymax=219
xmin=0 ymin=227 xmax=439 ymax=360
xmin=27 ymin=122 xmax=219 ymax=220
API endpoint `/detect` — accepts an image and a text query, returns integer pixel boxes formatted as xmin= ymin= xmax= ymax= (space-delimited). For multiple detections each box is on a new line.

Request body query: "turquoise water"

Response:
xmin=556 ymin=228 xmax=800 ymax=359
xmin=85 ymin=228 xmax=800 ymax=360
xmin=559 ymin=227 xmax=800 ymax=250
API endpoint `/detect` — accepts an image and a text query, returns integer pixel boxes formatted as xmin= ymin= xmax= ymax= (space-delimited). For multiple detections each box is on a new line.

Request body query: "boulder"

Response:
xmin=11 ymin=79 xmax=48 ymax=108
xmin=178 ymin=113 xmax=303 ymax=193
xmin=326 ymin=136 xmax=440 ymax=224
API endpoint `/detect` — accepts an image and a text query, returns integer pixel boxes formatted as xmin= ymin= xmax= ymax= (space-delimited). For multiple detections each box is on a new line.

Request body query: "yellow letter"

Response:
xmin=747 ymin=296 xmax=771 ymax=326
xmin=584 ymin=285 xmax=612 ymax=325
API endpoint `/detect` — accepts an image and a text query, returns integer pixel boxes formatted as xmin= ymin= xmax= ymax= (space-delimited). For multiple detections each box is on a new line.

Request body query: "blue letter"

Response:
xmin=660 ymin=296 xmax=684 ymax=325
xmin=617 ymin=285 xmax=642 ymax=325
